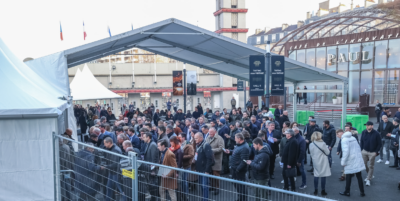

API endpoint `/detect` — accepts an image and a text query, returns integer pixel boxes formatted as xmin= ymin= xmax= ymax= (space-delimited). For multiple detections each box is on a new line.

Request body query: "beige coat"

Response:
xmin=206 ymin=134 xmax=225 ymax=171
xmin=309 ymin=140 xmax=331 ymax=177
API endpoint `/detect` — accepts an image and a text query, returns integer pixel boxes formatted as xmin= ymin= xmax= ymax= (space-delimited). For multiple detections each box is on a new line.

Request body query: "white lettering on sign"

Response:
xmin=316 ymin=43 xmax=320 ymax=47
xmin=350 ymin=39 xmax=355 ymax=43
xmin=362 ymin=51 xmax=371 ymax=62
xmin=338 ymin=53 xmax=347 ymax=62
xmin=328 ymin=51 xmax=371 ymax=63
xmin=388 ymin=34 xmax=392 ymax=39
xmin=372 ymin=36 xmax=377 ymax=40
xmin=349 ymin=52 xmax=359 ymax=62
xmin=357 ymin=38 xmax=363 ymax=42
xmin=365 ymin=37 xmax=369 ymax=41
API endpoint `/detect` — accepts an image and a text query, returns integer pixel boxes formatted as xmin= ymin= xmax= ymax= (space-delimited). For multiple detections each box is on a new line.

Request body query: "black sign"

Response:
xmin=249 ymin=55 xmax=265 ymax=96
xmin=271 ymin=56 xmax=285 ymax=96
xmin=237 ymin=80 xmax=244 ymax=91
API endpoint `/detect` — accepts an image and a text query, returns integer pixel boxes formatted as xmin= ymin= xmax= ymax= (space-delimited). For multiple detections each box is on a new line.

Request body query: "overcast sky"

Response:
xmin=0 ymin=0 xmax=367 ymax=60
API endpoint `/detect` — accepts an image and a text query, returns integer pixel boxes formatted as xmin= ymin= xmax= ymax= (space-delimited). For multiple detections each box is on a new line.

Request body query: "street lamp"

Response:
xmin=265 ymin=41 xmax=271 ymax=108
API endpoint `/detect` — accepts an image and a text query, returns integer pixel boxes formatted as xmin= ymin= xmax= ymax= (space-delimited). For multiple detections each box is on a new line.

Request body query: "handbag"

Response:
xmin=285 ymin=167 xmax=296 ymax=177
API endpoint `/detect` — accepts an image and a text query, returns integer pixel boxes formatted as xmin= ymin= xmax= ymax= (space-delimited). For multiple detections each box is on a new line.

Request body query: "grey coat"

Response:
xmin=309 ymin=140 xmax=331 ymax=177
xmin=206 ymin=134 xmax=225 ymax=171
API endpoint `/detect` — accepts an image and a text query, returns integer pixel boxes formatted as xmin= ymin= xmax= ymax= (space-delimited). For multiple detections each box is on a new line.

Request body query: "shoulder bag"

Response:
xmin=313 ymin=142 xmax=329 ymax=156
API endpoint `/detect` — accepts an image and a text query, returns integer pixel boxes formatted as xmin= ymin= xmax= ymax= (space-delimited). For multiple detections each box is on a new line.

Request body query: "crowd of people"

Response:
xmin=64 ymin=100 xmax=400 ymax=201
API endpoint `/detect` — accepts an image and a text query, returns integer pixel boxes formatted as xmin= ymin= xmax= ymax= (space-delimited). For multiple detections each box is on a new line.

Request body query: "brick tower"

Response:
xmin=215 ymin=0 xmax=248 ymax=43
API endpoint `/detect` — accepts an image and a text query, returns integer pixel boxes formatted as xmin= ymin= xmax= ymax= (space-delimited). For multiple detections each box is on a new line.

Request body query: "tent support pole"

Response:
xmin=244 ymin=81 xmax=247 ymax=109
xmin=293 ymin=83 xmax=297 ymax=123
xmin=342 ymin=81 xmax=348 ymax=128
xmin=183 ymin=63 xmax=187 ymax=113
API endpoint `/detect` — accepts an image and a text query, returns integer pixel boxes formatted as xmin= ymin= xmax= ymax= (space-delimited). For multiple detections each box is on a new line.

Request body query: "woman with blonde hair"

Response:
xmin=309 ymin=131 xmax=331 ymax=196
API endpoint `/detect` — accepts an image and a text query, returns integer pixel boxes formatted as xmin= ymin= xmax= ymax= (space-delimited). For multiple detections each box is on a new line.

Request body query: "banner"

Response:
xmin=237 ymin=80 xmax=244 ymax=91
xmin=173 ymin=71 xmax=183 ymax=96
xmin=162 ymin=92 xmax=171 ymax=97
xmin=249 ymin=55 xmax=265 ymax=96
xmin=186 ymin=71 xmax=197 ymax=95
xmin=203 ymin=91 xmax=211 ymax=97
xmin=271 ymin=56 xmax=285 ymax=96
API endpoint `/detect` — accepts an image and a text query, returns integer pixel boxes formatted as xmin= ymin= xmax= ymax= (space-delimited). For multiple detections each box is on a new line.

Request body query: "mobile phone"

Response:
xmin=243 ymin=160 xmax=247 ymax=163
xmin=222 ymin=148 xmax=227 ymax=152
xmin=151 ymin=165 xmax=155 ymax=170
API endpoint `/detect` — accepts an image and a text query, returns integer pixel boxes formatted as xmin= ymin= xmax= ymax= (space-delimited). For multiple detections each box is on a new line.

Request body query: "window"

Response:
xmin=279 ymin=33 xmax=284 ymax=39
xmin=326 ymin=46 xmax=337 ymax=71
xmin=337 ymin=45 xmax=349 ymax=71
xmin=197 ymin=98 xmax=200 ymax=104
xmin=155 ymin=100 xmax=158 ymax=107
xmin=232 ymin=26 xmax=237 ymax=28
xmin=387 ymin=70 xmax=399 ymax=104
xmin=374 ymin=71 xmax=385 ymax=103
xmin=296 ymin=49 xmax=305 ymax=63
xmin=256 ymin=37 xmax=261 ymax=44
xmin=388 ymin=39 xmax=400 ymax=68
xmin=361 ymin=42 xmax=373 ymax=69
xmin=288 ymin=50 xmax=296 ymax=60
xmin=231 ymin=13 xmax=238 ymax=27
xmin=349 ymin=44 xmax=360 ymax=70
xmin=232 ymin=33 xmax=238 ymax=40
xmin=133 ymin=101 xmax=136 ymax=106
xmin=349 ymin=71 xmax=360 ymax=103
xmin=360 ymin=71 xmax=373 ymax=98
xmin=316 ymin=47 xmax=326 ymax=70
xmin=272 ymin=34 xmax=276 ymax=42
xmin=375 ymin=40 xmax=387 ymax=69
xmin=264 ymin=35 xmax=269 ymax=42
xmin=306 ymin=48 xmax=316 ymax=67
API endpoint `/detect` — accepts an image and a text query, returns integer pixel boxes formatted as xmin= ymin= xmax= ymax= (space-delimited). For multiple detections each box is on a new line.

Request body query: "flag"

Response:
xmin=83 ymin=22 xmax=87 ymax=40
xmin=60 ymin=22 xmax=63 ymax=41
xmin=108 ymin=25 xmax=111 ymax=37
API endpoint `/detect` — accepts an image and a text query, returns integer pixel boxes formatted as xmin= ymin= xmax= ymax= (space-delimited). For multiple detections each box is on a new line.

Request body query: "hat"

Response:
xmin=268 ymin=113 xmax=274 ymax=119
xmin=364 ymin=121 xmax=374 ymax=126
xmin=310 ymin=119 xmax=317 ymax=123
xmin=220 ymin=118 xmax=226 ymax=124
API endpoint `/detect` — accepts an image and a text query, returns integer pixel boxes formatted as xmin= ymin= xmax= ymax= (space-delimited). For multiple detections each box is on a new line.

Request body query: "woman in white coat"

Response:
xmin=339 ymin=131 xmax=366 ymax=197
xmin=309 ymin=131 xmax=331 ymax=196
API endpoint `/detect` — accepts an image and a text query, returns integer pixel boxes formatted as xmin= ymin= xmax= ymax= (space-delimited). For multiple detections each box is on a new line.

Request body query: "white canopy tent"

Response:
xmin=0 ymin=38 xmax=73 ymax=201
xmin=70 ymin=64 xmax=122 ymax=100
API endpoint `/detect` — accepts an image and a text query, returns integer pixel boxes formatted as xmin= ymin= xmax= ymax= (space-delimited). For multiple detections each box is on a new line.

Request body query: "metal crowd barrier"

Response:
xmin=53 ymin=133 xmax=334 ymax=201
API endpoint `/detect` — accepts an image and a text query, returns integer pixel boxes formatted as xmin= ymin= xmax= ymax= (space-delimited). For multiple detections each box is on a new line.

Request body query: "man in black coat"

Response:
xmin=303 ymin=86 xmax=308 ymax=104
xmin=377 ymin=115 xmax=394 ymax=164
xmin=278 ymin=110 xmax=290 ymax=129
xmin=322 ymin=120 xmax=336 ymax=167
xmin=194 ymin=132 xmax=213 ymax=200
xmin=375 ymin=100 xmax=383 ymax=123
xmin=281 ymin=129 xmax=299 ymax=191
xmin=224 ymin=133 xmax=249 ymax=201
xmin=265 ymin=121 xmax=282 ymax=179
xmin=246 ymin=137 xmax=270 ymax=200
xmin=173 ymin=109 xmax=186 ymax=122
xmin=244 ymin=120 xmax=259 ymax=140
xmin=102 ymin=137 xmax=124 ymax=200
xmin=274 ymin=105 xmax=284 ymax=120
xmin=153 ymin=109 xmax=160 ymax=125
xmin=192 ymin=107 xmax=201 ymax=119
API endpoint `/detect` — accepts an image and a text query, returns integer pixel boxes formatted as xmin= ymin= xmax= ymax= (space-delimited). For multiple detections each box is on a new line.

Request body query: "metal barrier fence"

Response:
xmin=53 ymin=133 xmax=335 ymax=201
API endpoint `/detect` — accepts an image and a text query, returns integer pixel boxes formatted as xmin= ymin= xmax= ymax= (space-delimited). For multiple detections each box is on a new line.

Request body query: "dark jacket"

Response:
xmin=360 ymin=129 xmax=382 ymax=153
xmin=197 ymin=106 xmax=204 ymax=115
xmin=304 ymin=124 xmax=321 ymax=141
xmin=377 ymin=120 xmax=394 ymax=139
xmin=228 ymin=141 xmax=250 ymax=173
xmin=104 ymin=144 xmax=122 ymax=172
xmin=195 ymin=140 xmax=213 ymax=174
xmin=295 ymin=133 xmax=306 ymax=163
xmin=229 ymin=114 xmax=241 ymax=122
xmin=227 ymin=127 xmax=241 ymax=149
xmin=266 ymin=129 xmax=282 ymax=155
xmin=281 ymin=137 xmax=299 ymax=167
xmin=211 ymin=113 xmax=222 ymax=121
xmin=173 ymin=113 xmax=185 ymax=122
xmin=218 ymin=124 xmax=230 ymax=142
xmin=278 ymin=115 xmax=290 ymax=129
xmin=130 ymin=134 xmax=141 ymax=150
xmin=250 ymin=146 xmax=270 ymax=180
xmin=74 ymin=149 xmax=100 ymax=196
xmin=172 ymin=148 xmax=184 ymax=168
xmin=274 ymin=109 xmax=283 ymax=120
xmin=322 ymin=125 xmax=336 ymax=148
xmin=247 ymin=123 xmax=259 ymax=139
xmin=153 ymin=112 xmax=160 ymax=124
xmin=192 ymin=111 xmax=201 ymax=119
xmin=375 ymin=103 xmax=382 ymax=112
xmin=303 ymin=87 xmax=307 ymax=98
xmin=143 ymin=141 xmax=159 ymax=164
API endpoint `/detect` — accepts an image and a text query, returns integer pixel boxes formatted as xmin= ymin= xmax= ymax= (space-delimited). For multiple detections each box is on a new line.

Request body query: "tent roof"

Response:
xmin=70 ymin=64 xmax=122 ymax=100
xmin=62 ymin=18 xmax=346 ymax=84
xmin=0 ymin=38 xmax=68 ymax=116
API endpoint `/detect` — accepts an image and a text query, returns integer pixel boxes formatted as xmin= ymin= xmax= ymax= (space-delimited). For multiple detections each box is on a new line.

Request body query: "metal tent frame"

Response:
xmin=39 ymin=18 xmax=349 ymax=126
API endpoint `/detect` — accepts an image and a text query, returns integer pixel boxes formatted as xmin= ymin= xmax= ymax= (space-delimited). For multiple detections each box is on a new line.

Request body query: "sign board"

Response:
xmin=237 ymin=80 xmax=244 ymax=91
xmin=271 ymin=56 xmax=285 ymax=96
xmin=173 ymin=71 xmax=183 ymax=96
xmin=187 ymin=71 xmax=197 ymax=95
xmin=122 ymin=169 xmax=135 ymax=179
xmin=249 ymin=55 xmax=265 ymax=96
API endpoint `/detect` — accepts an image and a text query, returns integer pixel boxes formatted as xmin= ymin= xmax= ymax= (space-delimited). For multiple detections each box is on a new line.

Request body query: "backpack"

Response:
xmin=202 ymin=142 xmax=215 ymax=166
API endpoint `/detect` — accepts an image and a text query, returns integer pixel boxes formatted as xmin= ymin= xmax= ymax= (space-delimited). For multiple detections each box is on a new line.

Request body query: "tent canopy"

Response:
xmin=64 ymin=18 xmax=347 ymax=85
xmin=70 ymin=64 xmax=122 ymax=100
xmin=0 ymin=38 xmax=69 ymax=117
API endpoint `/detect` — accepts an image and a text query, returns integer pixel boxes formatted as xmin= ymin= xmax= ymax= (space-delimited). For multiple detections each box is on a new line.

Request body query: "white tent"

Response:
xmin=0 ymin=38 xmax=72 ymax=201
xmin=70 ymin=64 xmax=122 ymax=100
xmin=70 ymin=68 xmax=81 ymax=90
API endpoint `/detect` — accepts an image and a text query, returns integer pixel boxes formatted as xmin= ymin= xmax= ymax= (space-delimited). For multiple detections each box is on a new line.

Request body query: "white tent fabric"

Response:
xmin=0 ymin=38 xmax=69 ymax=116
xmin=70 ymin=68 xmax=81 ymax=89
xmin=70 ymin=64 xmax=122 ymax=100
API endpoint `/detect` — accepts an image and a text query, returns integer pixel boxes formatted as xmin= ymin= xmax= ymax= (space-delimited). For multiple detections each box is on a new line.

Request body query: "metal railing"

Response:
xmin=53 ymin=133 xmax=335 ymax=201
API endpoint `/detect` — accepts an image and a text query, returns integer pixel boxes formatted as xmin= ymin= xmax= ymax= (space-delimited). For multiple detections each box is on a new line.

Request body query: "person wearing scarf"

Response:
xmin=169 ymin=136 xmax=183 ymax=168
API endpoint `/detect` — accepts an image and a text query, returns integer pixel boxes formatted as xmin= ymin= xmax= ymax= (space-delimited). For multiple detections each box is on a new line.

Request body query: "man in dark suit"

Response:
xmin=265 ymin=121 xmax=282 ymax=179
xmin=274 ymin=105 xmax=283 ymax=120
xmin=278 ymin=110 xmax=290 ymax=129
xmin=377 ymin=115 xmax=394 ymax=164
